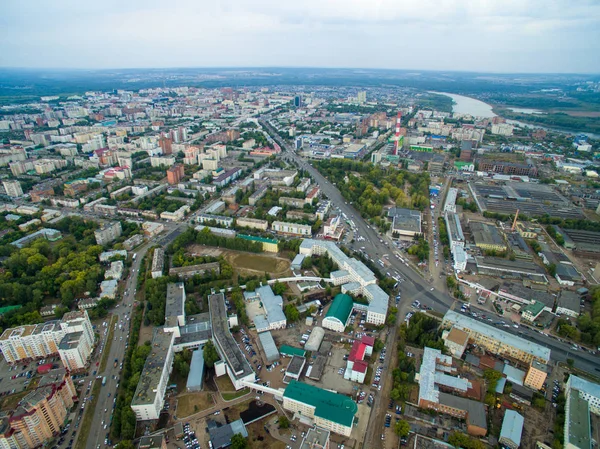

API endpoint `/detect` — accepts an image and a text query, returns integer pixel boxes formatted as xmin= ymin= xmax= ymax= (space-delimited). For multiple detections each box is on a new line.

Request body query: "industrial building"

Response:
xmin=322 ymin=294 xmax=354 ymax=333
xmin=469 ymin=221 xmax=507 ymax=252
xmin=186 ymin=350 xmax=205 ymax=392
xmin=300 ymin=239 xmax=388 ymax=325
xmin=304 ymin=327 xmax=325 ymax=352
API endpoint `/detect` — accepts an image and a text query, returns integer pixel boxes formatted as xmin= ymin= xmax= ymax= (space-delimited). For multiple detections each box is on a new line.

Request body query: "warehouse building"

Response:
xmin=186 ymin=349 xmax=205 ymax=392
xmin=322 ymin=294 xmax=353 ymax=333
xmin=304 ymin=327 xmax=324 ymax=352
xmin=258 ymin=331 xmax=280 ymax=363
xmin=499 ymin=410 xmax=524 ymax=449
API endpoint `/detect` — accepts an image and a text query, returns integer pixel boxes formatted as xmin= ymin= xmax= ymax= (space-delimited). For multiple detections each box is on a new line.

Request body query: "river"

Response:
xmin=431 ymin=91 xmax=496 ymax=118
xmin=432 ymin=91 xmax=599 ymax=138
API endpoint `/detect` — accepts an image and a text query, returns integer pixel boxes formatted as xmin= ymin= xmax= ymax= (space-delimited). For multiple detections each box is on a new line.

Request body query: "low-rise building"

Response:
xmin=169 ymin=262 xmax=220 ymax=279
xmin=499 ymin=410 xmax=524 ymax=449
xmin=151 ymin=248 xmax=164 ymax=279
xmin=272 ymin=221 xmax=311 ymax=237
xmin=236 ymin=217 xmax=269 ymax=231
xmin=283 ymin=380 xmax=357 ymax=437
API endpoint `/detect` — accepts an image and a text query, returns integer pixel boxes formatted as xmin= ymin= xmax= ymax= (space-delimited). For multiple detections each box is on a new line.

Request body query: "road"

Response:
xmin=260 ymin=118 xmax=600 ymax=447
xmin=84 ymin=221 xmax=189 ymax=449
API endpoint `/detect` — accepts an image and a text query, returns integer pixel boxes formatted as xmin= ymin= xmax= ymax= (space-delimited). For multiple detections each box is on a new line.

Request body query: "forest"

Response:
xmin=315 ymin=159 xmax=430 ymax=229
xmin=0 ymin=217 xmax=104 ymax=330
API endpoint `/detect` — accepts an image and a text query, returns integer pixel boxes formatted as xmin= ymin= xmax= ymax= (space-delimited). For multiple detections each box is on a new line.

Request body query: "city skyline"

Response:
xmin=2 ymin=0 xmax=600 ymax=73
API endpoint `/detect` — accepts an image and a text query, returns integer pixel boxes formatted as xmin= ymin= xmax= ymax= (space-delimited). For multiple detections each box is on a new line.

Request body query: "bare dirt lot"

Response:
xmin=176 ymin=392 xmax=215 ymax=418
xmin=187 ymin=245 xmax=292 ymax=278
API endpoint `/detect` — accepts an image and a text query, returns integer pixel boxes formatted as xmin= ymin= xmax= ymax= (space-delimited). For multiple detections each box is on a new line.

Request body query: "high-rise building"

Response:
xmin=0 ymin=310 xmax=95 ymax=368
xmin=3 ymin=180 xmax=23 ymax=198
xmin=357 ymin=91 xmax=367 ymax=104
xmin=0 ymin=369 xmax=76 ymax=449
xmin=158 ymin=134 xmax=173 ymax=155
xmin=294 ymin=96 xmax=302 ymax=108
xmin=167 ymin=164 xmax=184 ymax=185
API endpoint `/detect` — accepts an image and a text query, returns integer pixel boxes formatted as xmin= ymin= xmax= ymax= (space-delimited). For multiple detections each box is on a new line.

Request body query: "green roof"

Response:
xmin=523 ymin=301 xmax=545 ymax=317
xmin=324 ymin=294 xmax=353 ymax=325
xmin=279 ymin=345 xmax=306 ymax=357
xmin=237 ymin=234 xmax=278 ymax=244
xmin=284 ymin=380 xmax=357 ymax=427
xmin=0 ymin=305 xmax=22 ymax=315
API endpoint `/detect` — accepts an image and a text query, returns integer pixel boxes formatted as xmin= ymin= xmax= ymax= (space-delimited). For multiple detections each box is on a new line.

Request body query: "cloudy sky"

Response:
xmin=2 ymin=0 xmax=599 ymax=73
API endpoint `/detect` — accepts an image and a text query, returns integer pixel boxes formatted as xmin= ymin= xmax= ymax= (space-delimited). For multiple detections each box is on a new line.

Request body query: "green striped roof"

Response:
xmin=237 ymin=234 xmax=278 ymax=244
xmin=279 ymin=345 xmax=306 ymax=357
xmin=324 ymin=293 xmax=353 ymax=325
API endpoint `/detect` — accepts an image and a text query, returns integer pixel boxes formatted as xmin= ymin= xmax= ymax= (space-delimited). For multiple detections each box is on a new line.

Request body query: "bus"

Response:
xmin=132 ymin=253 xmax=137 ymax=261
xmin=102 ymin=377 xmax=107 ymax=386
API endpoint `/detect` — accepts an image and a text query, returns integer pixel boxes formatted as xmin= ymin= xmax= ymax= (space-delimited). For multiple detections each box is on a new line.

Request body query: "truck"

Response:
xmin=102 ymin=377 xmax=107 ymax=386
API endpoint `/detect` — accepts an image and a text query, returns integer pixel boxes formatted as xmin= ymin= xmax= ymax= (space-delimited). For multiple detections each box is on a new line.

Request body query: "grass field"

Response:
xmin=177 ymin=392 xmax=215 ymax=418
xmin=99 ymin=315 xmax=117 ymax=372
xmin=246 ymin=421 xmax=286 ymax=449
xmin=75 ymin=379 xmax=101 ymax=449
xmin=214 ymin=375 xmax=249 ymax=401
xmin=188 ymin=245 xmax=291 ymax=277
xmin=222 ymin=389 xmax=249 ymax=401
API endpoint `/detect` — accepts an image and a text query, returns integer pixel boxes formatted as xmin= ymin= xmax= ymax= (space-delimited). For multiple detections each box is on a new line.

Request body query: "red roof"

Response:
xmin=361 ymin=335 xmax=375 ymax=347
xmin=353 ymin=360 xmax=368 ymax=373
xmin=349 ymin=341 xmax=366 ymax=362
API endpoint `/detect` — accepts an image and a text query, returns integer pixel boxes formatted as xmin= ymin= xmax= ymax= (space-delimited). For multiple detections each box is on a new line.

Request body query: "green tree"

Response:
xmin=278 ymin=415 xmax=290 ymax=429
xmin=203 ymin=341 xmax=220 ymax=368
xmin=115 ymin=441 xmax=135 ymax=449
xmin=230 ymin=434 xmax=248 ymax=449
xmin=272 ymin=281 xmax=287 ymax=295
xmin=284 ymin=304 xmax=300 ymax=322
xmin=394 ymin=419 xmax=410 ymax=437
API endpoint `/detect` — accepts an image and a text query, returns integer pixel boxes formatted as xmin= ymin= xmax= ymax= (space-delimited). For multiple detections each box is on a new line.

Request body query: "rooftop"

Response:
xmin=438 ymin=392 xmax=487 ymax=430
xmin=500 ymin=410 xmax=524 ymax=446
xmin=256 ymin=285 xmax=286 ymax=325
xmin=165 ymin=282 xmax=185 ymax=324
xmin=324 ymin=293 xmax=353 ymax=325
xmin=568 ymin=375 xmax=600 ymax=399
xmin=284 ymin=380 xmax=357 ymax=428
xmin=208 ymin=419 xmax=248 ymax=449
xmin=300 ymin=426 xmax=330 ymax=449
xmin=131 ymin=329 xmax=175 ymax=407
xmin=565 ymin=392 xmax=591 ymax=449
xmin=443 ymin=310 xmax=551 ymax=363
xmin=286 ymin=355 xmax=306 ymax=376
xmin=208 ymin=293 xmax=254 ymax=379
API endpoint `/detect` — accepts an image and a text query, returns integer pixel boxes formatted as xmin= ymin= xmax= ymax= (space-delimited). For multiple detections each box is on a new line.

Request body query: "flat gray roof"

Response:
xmin=186 ymin=349 xmax=205 ymax=390
xmin=258 ymin=331 xmax=280 ymax=363
xmin=208 ymin=293 xmax=254 ymax=379
xmin=256 ymin=285 xmax=286 ymax=326
xmin=443 ymin=310 xmax=551 ymax=363
xmin=132 ymin=329 xmax=174 ymax=407
xmin=438 ymin=393 xmax=487 ymax=430
xmin=166 ymin=282 xmax=185 ymax=322
xmin=565 ymin=392 xmax=591 ymax=449
xmin=500 ymin=410 xmax=524 ymax=447
xmin=286 ymin=355 xmax=306 ymax=376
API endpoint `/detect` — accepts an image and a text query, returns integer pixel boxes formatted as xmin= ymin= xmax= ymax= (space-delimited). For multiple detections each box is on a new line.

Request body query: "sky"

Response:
xmin=1 ymin=0 xmax=600 ymax=73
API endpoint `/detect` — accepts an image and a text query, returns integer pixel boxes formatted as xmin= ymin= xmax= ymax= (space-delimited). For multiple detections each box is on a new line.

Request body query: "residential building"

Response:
xmin=94 ymin=222 xmax=122 ymax=245
xmin=524 ymin=361 xmax=547 ymax=391
xmin=442 ymin=328 xmax=469 ymax=358
xmin=499 ymin=410 xmax=524 ymax=449
xmin=564 ymin=392 xmax=591 ymax=449
xmin=236 ymin=217 xmax=269 ymax=231
xmin=283 ymin=380 xmax=357 ymax=437
xmin=3 ymin=180 xmax=23 ymax=198
xmin=165 ymin=283 xmax=186 ymax=329
xmin=167 ymin=164 xmax=184 ymax=185
xmin=566 ymin=376 xmax=600 ymax=416
xmin=0 ymin=369 xmax=76 ymax=449
xmin=0 ymin=310 xmax=94 ymax=367
xmin=272 ymin=221 xmax=311 ymax=237
xmin=442 ymin=311 xmax=551 ymax=364
xmin=196 ymin=214 xmax=234 ymax=228
xmin=151 ymin=248 xmax=165 ymax=279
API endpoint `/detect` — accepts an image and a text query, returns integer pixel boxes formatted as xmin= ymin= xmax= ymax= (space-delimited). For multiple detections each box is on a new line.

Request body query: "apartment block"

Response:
xmin=0 ymin=310 xmax=94 ymax=368
xmin=3 ymin=180 xmax=23 ymax=198
xmin=94 ymin=222 xmax=122 ymax=245
xmin=151 ymin=248 xmax=165 ymax=279
xmin=0 ymin=370 xmax=76 ymax=449
xmin=167 ymin=164 xmax=184 ymax=185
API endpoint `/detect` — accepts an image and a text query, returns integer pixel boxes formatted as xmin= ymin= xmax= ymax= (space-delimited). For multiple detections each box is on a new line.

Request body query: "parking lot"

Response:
xmin=0 ymin=356 xmax=62 ymax=399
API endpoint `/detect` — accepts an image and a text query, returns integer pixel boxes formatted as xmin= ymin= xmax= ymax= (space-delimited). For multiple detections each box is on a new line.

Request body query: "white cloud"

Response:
xmin=1 ymin=0 xmax=599 ymax=72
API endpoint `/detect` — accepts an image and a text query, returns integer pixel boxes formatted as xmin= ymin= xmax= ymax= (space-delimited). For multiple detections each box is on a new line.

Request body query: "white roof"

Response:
xmin=500 ymin=410 xmax=524 ymax=446
xmin=568 ymin=375 xmax=600 ymax=399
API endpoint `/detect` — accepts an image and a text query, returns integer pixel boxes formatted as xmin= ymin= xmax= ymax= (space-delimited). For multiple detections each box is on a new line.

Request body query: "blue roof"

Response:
xmin=500 ymin=410 xmax=524 ymax=446
xmin=186 ymin=349 xmax=205 ymax=390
